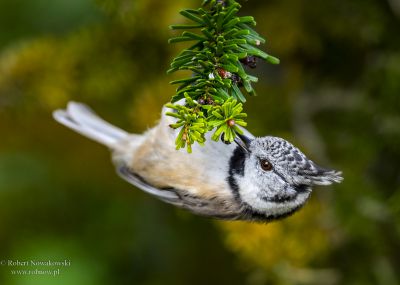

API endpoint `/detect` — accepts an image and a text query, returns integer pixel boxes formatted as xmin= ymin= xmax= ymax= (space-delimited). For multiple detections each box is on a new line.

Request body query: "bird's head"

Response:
xmin=229 ymin=135 xmax=343 ymax=220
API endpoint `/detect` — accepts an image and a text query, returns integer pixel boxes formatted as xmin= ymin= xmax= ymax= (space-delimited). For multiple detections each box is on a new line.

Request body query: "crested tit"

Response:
xmin=53 ymin=101 xmax=342 ymax=221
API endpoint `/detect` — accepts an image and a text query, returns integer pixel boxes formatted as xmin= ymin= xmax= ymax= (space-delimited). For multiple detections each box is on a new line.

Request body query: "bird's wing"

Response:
xmin=116 ymin=165 xmax=241 ymax=219
xmin=116 ymin=165 xmax=183 ymax=206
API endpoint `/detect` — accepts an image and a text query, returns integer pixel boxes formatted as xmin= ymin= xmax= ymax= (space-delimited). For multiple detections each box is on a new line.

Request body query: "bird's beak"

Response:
xmin=234 ymin=133 xmax=252 ymax=153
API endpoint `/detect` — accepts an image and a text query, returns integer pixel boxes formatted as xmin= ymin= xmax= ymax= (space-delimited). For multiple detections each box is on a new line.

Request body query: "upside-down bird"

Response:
xmin=53 ymin=101 xmax=342 ymax=221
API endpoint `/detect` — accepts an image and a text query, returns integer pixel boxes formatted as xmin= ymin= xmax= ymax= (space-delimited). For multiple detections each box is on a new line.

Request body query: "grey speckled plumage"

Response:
xmin=255 ymin=137 xmax=343 ymax=186
xmin=53 ymin=101 xmax=343 ymax=222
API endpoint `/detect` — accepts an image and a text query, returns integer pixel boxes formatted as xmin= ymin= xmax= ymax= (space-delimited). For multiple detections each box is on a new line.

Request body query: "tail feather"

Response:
xmin=53 ymin=102 xmax=128 ymax=148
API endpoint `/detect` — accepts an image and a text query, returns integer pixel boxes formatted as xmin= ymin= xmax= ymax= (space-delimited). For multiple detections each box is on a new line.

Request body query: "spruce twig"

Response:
xmin=167 ymin=0 xmax=279 ymax=152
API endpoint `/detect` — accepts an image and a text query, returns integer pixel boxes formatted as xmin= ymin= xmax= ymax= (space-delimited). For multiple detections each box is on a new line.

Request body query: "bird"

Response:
xmin=53 ymin=101 xmax=343 ymax=222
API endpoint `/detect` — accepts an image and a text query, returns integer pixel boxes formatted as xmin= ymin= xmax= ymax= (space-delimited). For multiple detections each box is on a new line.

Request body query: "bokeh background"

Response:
xmin=0 ymin=0 xmax=399 ymax=284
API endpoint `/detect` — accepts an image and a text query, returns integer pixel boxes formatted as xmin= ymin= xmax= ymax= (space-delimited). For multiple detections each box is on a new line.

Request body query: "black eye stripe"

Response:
xmin=257 ymin=157 xmax=288 ymax=183
xmin=273 ymin=169 xmax=289 ymax=184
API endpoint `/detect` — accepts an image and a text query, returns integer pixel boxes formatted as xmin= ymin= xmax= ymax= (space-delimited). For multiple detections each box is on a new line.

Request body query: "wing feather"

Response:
xmin=116 ymin=165 xmax=183 ymax=206
xmin=116 ymin=165 xmax=241 ymax=219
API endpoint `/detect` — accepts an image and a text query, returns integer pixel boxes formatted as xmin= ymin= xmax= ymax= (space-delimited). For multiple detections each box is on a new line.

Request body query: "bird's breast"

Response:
xmin=128 ymin=122 xmax=237 ymax=201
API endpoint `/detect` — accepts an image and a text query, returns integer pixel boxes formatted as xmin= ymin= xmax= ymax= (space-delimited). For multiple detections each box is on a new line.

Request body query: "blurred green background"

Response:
xmin=0 ymin=0 xmax=399 ymax=284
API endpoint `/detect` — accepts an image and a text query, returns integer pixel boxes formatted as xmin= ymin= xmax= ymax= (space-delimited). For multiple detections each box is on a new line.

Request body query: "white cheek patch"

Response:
xmin=237 ymin=175 xmax=265 ymax=209
xmin=236 ymin=175 xmax=311 ymax=217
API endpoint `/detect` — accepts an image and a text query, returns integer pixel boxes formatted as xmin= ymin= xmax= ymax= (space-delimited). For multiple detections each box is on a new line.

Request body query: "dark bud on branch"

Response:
xmin=240 ymin=56 xmax=258 ymax=68
xmin=216 ymin=0 xmax=227 ymax=7
xmin=231 ymin=73 xmax=243 ymax=87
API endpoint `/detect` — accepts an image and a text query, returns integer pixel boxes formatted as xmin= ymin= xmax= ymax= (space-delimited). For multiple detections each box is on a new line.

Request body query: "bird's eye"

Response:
xmin=260 ymin=159 xmax=273 ymax=171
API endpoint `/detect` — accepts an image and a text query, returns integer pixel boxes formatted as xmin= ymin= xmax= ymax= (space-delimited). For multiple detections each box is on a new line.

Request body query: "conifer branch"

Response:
xmin=167 ymin=0 xmax=279 ymax=152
